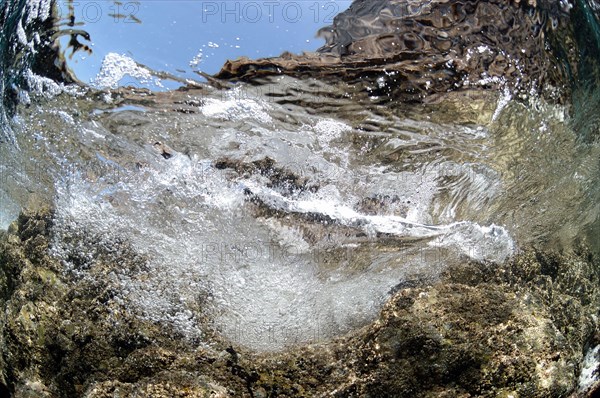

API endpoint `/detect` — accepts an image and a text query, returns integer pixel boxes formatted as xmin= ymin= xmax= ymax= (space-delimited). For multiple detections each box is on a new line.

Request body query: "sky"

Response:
xmin=57 ymin=0 xmax=352 ymax=88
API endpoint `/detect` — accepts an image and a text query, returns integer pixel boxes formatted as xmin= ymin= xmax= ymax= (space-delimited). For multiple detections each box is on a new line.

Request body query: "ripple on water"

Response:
xmin=5 ymin=75 xmax=599 ymax=351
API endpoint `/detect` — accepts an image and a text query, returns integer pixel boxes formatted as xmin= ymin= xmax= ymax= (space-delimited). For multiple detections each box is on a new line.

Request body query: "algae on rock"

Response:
xmin=0 ymin=210 xmax=598 ymax=397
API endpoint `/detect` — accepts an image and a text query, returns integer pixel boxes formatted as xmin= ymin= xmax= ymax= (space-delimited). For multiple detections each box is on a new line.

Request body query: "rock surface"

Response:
xmin=0 ymin=209 xmax=598 ymax=397
xmin=214 ymin=0 xmax=587 ymax=103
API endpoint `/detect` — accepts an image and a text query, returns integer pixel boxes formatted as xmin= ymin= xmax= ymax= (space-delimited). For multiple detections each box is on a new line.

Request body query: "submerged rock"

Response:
xmin=0 ymin=210 xmax=598 ymax=397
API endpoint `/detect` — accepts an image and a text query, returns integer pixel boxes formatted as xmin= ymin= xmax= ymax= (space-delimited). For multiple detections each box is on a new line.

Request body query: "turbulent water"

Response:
xmin=1 ymin=0 xmax=600 ymax=352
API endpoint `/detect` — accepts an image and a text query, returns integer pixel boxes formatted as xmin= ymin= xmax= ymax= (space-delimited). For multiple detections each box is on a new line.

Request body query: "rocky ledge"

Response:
xmin=214 ymin=0 xmax=594 ymax=103
xmin=0 ymin=209 xmax=598 ymax=397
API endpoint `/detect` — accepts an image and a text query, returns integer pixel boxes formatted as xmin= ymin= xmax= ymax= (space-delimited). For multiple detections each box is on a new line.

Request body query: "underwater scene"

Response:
xmin=0 ymin=0 xmax=599 ymax=396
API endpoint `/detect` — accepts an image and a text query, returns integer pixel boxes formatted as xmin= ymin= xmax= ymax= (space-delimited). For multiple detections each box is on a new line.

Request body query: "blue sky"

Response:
xmin=58 ymin=1 xmax=351 ymax=88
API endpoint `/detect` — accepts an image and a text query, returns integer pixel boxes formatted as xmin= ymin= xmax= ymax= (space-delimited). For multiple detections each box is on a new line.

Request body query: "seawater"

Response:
xmin=0 ymin=0 xmax=599 ymax=351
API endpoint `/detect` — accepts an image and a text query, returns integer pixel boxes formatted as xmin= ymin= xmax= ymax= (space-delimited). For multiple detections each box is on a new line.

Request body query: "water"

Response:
xmin=1 ymin=0 xmax=599 ymax=351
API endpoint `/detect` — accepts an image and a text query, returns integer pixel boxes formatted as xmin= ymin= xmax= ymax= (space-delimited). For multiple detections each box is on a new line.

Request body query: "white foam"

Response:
xmin=26 ymin=0 xmax=52 ymax=23
xmin=51 ymin=154 xmax=472 ymax=351
xmin=493 ymin=85 xmax=512 ymax=121
xmin=579 ymin=344 xmax=600 ymax=392
xmin=477 ymin=45 xmax=491 ymax=54
xmin=242 ymin=181 xmax=514 ymax=263
xmin=16 ymin=20 xmax=28 ymax=46
xmin=201 ymin=88 xmax=272 ymax=124
xmin=91 ymin=53 xmax=163 ymax=89
xmin=189 ymin=50 xmax=203 ymax=69
xmin=313 ymin=119 xmax=351 ymax=146
xmin=25 ymin=70 xmax=82 ymax=99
